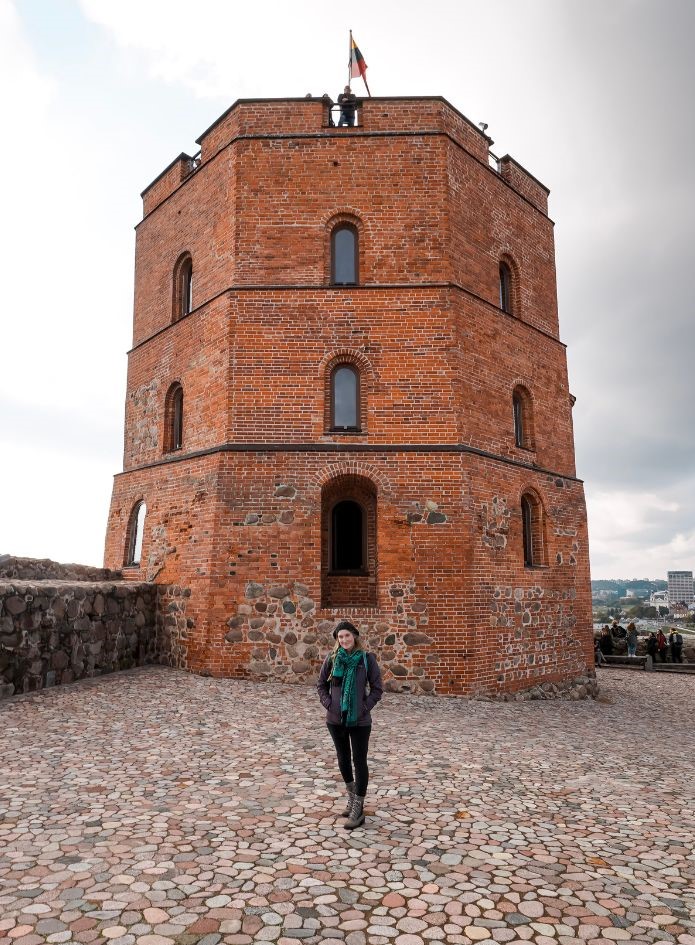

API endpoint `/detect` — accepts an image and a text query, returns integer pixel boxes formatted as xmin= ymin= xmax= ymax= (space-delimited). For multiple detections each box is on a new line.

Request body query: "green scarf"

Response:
xmin=331 ymin=647 xmax=364 ymax=726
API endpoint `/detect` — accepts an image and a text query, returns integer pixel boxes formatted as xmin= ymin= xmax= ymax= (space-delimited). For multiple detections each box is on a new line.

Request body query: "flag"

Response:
xmin=350 ymin=37 xmax=367 ymax=82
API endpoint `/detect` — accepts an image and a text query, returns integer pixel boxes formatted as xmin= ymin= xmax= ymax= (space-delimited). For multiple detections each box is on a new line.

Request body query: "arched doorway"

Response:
xmin=321 ymin=475 xmax=377 ymax=608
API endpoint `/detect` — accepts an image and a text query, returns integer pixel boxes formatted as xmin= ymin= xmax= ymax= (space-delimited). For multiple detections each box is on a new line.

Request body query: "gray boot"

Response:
xmin=343 ymin=794 xmax=365 ymax=830
xmin=340 ymin=781 xmax=355 ymax=817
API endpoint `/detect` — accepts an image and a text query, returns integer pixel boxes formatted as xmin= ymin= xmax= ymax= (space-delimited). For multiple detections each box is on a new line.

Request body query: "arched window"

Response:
xmin=126 ymin=501 xmax=147 ymax=567
xmin=331 ymin=500 xmax=365 ymax=571
xmin=331 ymin=364 xmax=360 ymax=430
xmin=331 ymin=224 xmax=358 ymax=285
xmin=521 ymin=492 xmax=545 ymax=568
xmin=164 ymin=383 xmax=184 ymax=452
xmin=499 ymin=262 xmax=512 ymax=314
xmin=173 ymin=253 xmax=193 ymax=322
xmin=512 ymin=385 xmax=534 ymax=449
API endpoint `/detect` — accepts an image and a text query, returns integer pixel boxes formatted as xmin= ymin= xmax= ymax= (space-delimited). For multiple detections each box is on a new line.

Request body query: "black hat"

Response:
xmin=333 ymin=620 xmax=359 ymax=640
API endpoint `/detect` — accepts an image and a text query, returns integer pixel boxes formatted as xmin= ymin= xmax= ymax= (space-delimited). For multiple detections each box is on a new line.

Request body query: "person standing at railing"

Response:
xmin=599 ymin=625 xmax=614 ymax=657
xmin=322 ymin=93 xmax=335 ymax=127
xmin=656 ymin=628 xmax=668 ymax=662
xmin=594 ymin=636 xmax=606 ymax=666
xmin=337 ymin=85 xmax=357 ymax=126
xmin=626 ymin=621 xmax=638 ymax=657
xmin=669 ymin=628 xmax=684 ymax=663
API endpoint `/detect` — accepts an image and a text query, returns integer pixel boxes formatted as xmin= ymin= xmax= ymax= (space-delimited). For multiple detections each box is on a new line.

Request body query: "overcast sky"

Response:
xmin=1 ymin=0 xmax=693 ymax=579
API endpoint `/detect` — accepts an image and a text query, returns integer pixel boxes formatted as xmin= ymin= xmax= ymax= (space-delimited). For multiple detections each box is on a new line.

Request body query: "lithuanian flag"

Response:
xmin=350 ymin=36 xmax=368 ymax=87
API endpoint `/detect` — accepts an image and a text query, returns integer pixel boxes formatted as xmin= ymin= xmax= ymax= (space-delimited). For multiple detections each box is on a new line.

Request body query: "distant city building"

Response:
xmin=649 ymin=589 xmax=669 ymax=610
xmin=667 ymin=570 xmax=694 ymax=606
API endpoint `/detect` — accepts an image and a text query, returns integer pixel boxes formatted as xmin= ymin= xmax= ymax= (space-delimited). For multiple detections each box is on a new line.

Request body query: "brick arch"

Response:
xmin=310 ymin=461 xmax=391 ymax=497
xmin=320 ymin=348 xmax=375 ymax=434
xmin=498 ymin=251 xmax=522 ymax=316
xmin=323 ymin=210 xmax=367 ymax=285
xmin=320 ymin=473 xmax=378 ymax=609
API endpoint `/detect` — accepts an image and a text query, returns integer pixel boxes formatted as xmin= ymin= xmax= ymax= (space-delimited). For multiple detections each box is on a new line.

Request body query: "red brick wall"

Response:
xmin=106 ymin=96 xmax=593 ymax=697
xmin=105 ymin=450 xmax=592 ymax=694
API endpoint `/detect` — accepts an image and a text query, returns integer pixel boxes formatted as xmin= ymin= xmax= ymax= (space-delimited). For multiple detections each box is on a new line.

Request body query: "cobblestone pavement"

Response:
xmin=2 ymin=667 xmax=694 ymax=945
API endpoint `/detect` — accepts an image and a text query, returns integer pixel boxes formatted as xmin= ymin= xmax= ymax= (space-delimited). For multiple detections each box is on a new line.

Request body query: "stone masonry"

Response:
xmin=0 ymin=557 xmax=190 ymax=699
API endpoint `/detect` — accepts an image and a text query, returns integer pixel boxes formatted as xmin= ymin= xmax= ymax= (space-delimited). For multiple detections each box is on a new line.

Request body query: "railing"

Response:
xmin=599 ymin=653 xmax=694 ymax=673
xmin=488 ymin=150 xmax=501 ymax=173
xmin=183 ymin=150 xmax=202 ymax=182
xmin=325 ymin=102 xmax=363 ymax=128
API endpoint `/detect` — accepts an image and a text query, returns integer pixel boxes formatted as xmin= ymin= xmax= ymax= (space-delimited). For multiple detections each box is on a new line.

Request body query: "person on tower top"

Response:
xmin=337 ymin=85 xmax=357 ymax=126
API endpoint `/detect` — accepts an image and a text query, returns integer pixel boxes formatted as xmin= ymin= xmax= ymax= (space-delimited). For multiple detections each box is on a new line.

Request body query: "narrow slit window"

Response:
xmin=499 ymin=262 xmax=512 ymax=313
xmin=513 ymin=391 xmax=524 ymax=447
xmin=127 ymin=501 xmax=147 ymax=567
xmin=522 ymin=495 xmax=534 ymax=567
xmin=332 ymin=365 xmax=359 ymax=429
xmin=182 ymin=259 xmax=193 ymax=316
xmin=512 ymin=385 xmax=534 ymax=450
xmin=172 ymin=386 xmax=184 ymax=450
xmin=331 ymin=225 xmax=358 ymax=285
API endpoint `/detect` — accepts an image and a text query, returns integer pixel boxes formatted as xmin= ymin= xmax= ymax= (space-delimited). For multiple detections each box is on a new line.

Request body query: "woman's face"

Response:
xmin=337 ymin=629 xmax=356 ymax=651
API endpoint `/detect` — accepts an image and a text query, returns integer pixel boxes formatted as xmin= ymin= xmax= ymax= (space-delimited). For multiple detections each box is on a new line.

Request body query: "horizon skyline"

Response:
xmin=1 ymin=0 xmax=694 ymax=580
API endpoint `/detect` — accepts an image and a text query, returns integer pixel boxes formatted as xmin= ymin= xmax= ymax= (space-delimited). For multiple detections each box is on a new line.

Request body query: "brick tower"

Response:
xmin=104 ymin=95 xmax=594 ymax=698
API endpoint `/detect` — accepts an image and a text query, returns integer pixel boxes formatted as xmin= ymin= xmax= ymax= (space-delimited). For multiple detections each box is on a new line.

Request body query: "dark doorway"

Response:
xmin=332 ymin=500 xmax=363 ymax=571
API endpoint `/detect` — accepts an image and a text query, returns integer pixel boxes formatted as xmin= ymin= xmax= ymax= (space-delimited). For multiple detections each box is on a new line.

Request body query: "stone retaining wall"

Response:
xmin=0 ymin=580 xmax=157 ymax=699
xmin=596 ymin=632 xmax=695 ymax=663
xmin=0 ymin=555 xmax=121 ymax=583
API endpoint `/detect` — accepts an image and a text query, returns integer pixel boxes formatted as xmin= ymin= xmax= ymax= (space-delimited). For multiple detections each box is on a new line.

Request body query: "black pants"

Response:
xmin=326 ymin=723 xmax=371 ymax=796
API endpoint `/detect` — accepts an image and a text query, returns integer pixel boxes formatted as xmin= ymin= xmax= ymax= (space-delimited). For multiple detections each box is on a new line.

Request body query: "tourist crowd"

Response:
xmin=594 ymin=620 xmax=685 ymax=665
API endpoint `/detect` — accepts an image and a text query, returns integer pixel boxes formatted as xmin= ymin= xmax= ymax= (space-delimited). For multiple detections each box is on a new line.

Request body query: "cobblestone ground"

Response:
xmin=2 ymin=667 xmax=694 ymax=945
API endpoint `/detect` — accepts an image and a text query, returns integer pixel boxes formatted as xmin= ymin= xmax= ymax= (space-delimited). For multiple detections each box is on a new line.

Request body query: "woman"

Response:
xmin=594 ymin=635 xmax=606 ymax=666
xmin=599 ymin=625 xmax=614 ymax=656
xmin=626 ymin=621 xmax=638 ymax=657
xmin=317 ymin=620 xmax=383 ymax=830
xmin=656 ymin=628 xmax=668 ymax=662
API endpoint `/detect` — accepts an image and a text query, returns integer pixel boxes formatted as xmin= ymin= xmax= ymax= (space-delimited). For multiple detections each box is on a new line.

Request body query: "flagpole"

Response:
xmin=348 ymin=29 xmax=352 ymax=91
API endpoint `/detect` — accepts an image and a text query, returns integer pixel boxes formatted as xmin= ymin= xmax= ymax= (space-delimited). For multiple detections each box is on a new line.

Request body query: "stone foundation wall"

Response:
xmin=156 ymin=584 xmax=193 ymax=670
xmin=0 ymin=579 xmax=157 ymax=699
xmin=489 ymin=673 xmax=599 ymax=702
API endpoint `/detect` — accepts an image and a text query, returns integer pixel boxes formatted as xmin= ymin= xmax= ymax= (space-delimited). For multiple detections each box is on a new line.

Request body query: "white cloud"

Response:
xmin=587 ymin=491 xmax=679 ymax=541
xmin=587 ymin=489 xmax=695 ymax=578
xmin=0 ymin=0 xmax=56 ymax=129
xmin=78 ymin=0 xmax=354 ymax=98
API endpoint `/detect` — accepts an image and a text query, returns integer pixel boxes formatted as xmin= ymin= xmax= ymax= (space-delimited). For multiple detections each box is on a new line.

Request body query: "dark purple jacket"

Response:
xmin=317 ymin=651 xmax=384 ymax=726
